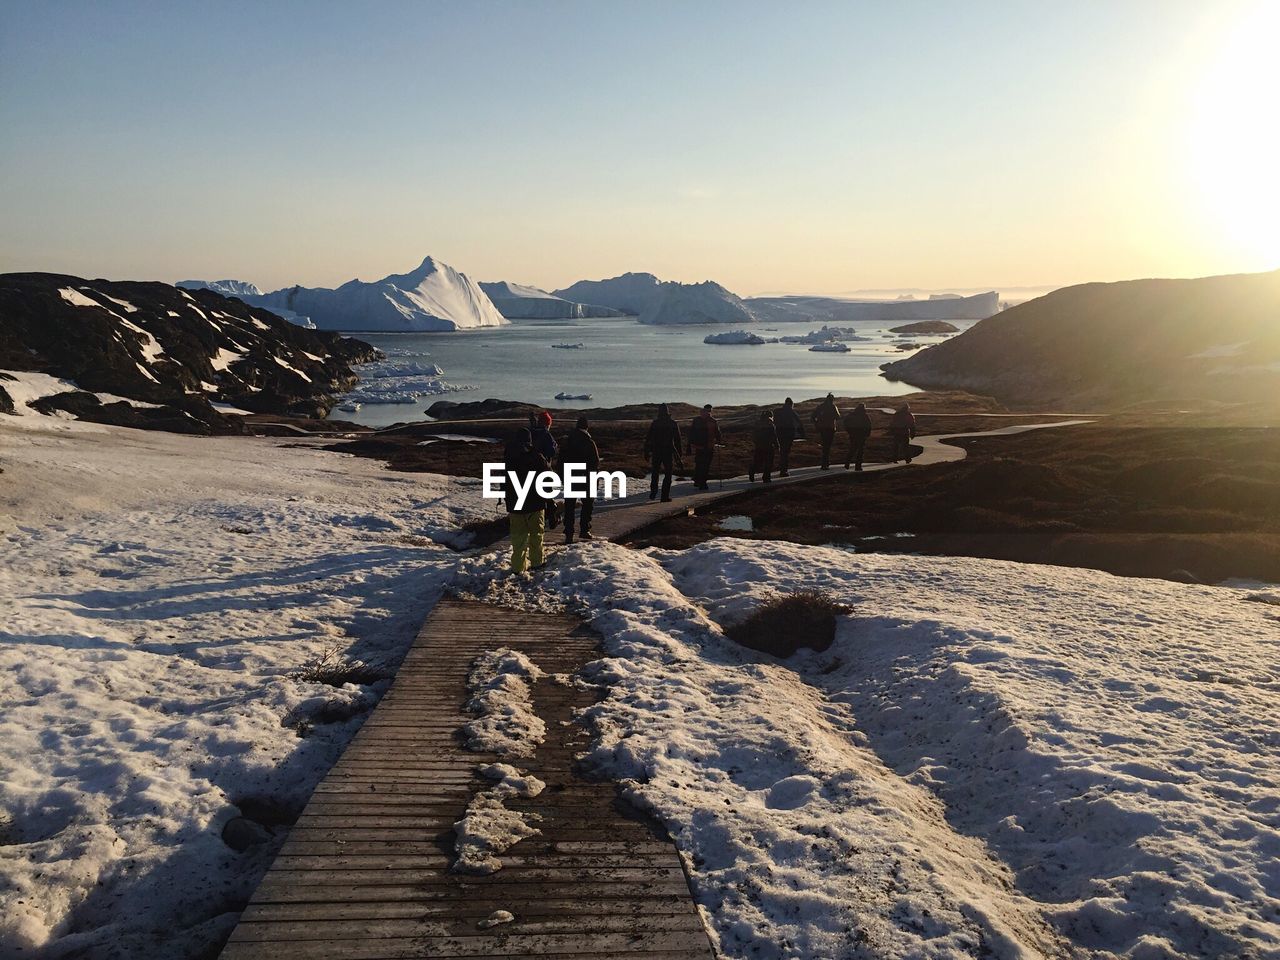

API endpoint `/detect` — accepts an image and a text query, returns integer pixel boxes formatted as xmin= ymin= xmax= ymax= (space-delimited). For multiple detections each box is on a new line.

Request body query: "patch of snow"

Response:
xmin=210 ymin=402 xmax=253 ymax=415
xmin=716 ymin=515 xmax=754 ymax=531
xmin=96 ymin=293 xmax=138 ymax=313
xmin=511 ymin=539 xmax=1280 ymax=959
xmin=57 ymin=287 xmax=102 ymax=309
xmin=462 ymin=649 xmax=546 ymax=759
xmin=118 ymin=317 xmax=165 ymax=363
xmin=210 ymin=348 xmax=243 ymax=372
xmin=271 ymin=355 xmax=313 ymax=383
xmin=0 ymin=416 xmax=491 ymax=955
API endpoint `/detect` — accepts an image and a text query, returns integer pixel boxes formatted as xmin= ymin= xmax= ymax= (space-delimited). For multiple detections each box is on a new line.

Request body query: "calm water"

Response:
xmin=332 ymin=316 xmax=973 ymax=428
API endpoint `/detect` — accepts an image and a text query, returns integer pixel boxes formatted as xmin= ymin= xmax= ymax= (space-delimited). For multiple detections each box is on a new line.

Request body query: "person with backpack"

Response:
xmin=811 ymin=393 xmax=842 ymax=471
xmin=687 ymin=404 xmax=723 ymax=491
xmin=774 ymin=397 xmax=804 ymax=477
xmin=643 ymin=403 xmax=683 ymax=502
xmin=560 ymin=416 xmax=600 ymax=543
xmin=842 ymin=402 xmax=872 ymax=471
xmin=503 ymin=428 xmax=549 ymax=573
xmin=749 ymin=410 xmax=779 ymax=483
xmin=889 ymin=403 xmax=917 ymax=463
xmin=530 ymin=410 xmax=559 ymax=530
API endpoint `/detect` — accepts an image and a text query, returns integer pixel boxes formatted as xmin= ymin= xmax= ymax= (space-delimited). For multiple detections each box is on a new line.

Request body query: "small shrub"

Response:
xmin=726 ymin=590 xmax=852 ymax=657
xmin=290 ymin=646 xmax=388 ymax=687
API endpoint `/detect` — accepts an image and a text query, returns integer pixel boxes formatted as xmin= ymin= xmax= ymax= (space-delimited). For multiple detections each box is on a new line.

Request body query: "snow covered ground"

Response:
xmin=0 ymin=413 xmax=497 ymax=957
xmin=457 ymin=539 xmax=1280 ymax=959
xmin=5 ymin=400 xmax=1280 ymax=960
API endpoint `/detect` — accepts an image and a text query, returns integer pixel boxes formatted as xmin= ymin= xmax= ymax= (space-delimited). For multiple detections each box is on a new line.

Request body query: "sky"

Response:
xmin=1 ymin=0 xmax=1277 ymax=296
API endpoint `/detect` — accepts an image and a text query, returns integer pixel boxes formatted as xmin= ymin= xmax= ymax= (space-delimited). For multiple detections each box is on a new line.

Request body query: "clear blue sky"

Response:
xmin=2 ymin=0 xmax=1274 ymax=295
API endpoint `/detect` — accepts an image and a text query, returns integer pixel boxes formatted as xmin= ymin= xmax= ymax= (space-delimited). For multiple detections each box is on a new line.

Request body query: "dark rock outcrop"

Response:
xmin=0 ymin=272 xmax=379 ymax=432
xmin=888 ymin=320 xmax=960 ymax=334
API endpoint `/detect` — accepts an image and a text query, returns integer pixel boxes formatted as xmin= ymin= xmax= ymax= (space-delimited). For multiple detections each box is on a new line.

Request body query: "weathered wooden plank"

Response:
xmin=221 ymin=930 xmax=710 ymax=958
xmin=240 ymin=899 xmax=700 ymax=922
xmin=229 ymin=913 xmax=708 ymax=941
xmin=246 ymin=881 xmax=694 ymax=904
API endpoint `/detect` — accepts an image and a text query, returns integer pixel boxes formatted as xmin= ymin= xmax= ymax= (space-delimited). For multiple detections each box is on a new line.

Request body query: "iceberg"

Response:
xmin=553 ymin=272 xmax=756 ymax=325
xmin=255 ymin=257 xmax=509 ymax=332
xmin=479 ymin=281 xmax=625 ymax=319
xmin=809 ymin=342 xmax=851 ymax=353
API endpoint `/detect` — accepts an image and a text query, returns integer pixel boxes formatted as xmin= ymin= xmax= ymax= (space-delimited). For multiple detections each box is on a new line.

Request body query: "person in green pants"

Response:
xmin=503 ymin=428 xmax=549 ymax=573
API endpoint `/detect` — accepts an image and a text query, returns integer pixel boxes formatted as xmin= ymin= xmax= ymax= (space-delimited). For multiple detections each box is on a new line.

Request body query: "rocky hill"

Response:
xmin=0 ymin=273 xmax=378 ymax=433
xmin=478 ymin=281 xmax=626 ymax=319
xmin=880 ymin=269 xmax=1280 ymax=409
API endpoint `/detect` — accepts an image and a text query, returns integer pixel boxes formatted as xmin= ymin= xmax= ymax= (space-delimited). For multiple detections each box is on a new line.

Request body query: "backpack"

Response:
xmin=689 ymin=417 xmax=709 ymax=447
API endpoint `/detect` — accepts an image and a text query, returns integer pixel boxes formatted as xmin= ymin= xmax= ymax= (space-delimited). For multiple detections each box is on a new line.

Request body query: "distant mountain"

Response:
xmin=254 ymin=257 xmax=508 ymax=332
xmin=177 ymin=279 xmax=316 ymax=328
xmin=880 ymin=269 xmax=1280 ymax=408
xmin=0 ymin=272 xmax=377 ymax=432
xmin=478 ymin=281 xmax=626 ymax=319
xmin=177 ymin=279 xmax=263 ymax=298
xmin=553 ymin=272 xmax=755 ymax=325
xmin=748 ymin=291 xmax=999 ymax=324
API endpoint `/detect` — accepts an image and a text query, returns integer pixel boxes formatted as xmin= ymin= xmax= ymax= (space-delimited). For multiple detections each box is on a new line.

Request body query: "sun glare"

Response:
xmin=1185 ymin=2 xmax=1280 ymax=268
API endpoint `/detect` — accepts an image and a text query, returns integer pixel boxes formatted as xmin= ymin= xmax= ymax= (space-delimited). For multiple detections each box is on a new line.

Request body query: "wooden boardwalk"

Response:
xmin=221 ymin=600 xmax=714 ymax=959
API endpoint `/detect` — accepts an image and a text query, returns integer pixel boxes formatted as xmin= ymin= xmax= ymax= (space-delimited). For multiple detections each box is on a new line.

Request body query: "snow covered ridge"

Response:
xmin=0 ymin=272 xmax=379 ymax=432
xmin=530 ymin=540 xmax=1280 ymax=959
xmin=0 ymin=416 xmax=494 ymax=957
xmin=749 ymin=290 xmax=1000 ymax=324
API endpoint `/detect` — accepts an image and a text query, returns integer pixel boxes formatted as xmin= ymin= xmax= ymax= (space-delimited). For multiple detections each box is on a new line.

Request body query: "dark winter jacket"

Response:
xmin=753 ymin=420 xmax=779 ymax=452
xmin=560 ymin=427 xmax=600 ymax=472
xmin=687 ymin=413 xmax=722 ymax=453
xmin=774 ymin=405 xmax=804 ymax=441
xmin=503 ymin=431 xmax=550 ymax=514
xmin=842 ymin=407 xmax=872 ymax=437
xmin=530 ymin=425 xmax=558 ymax=464
xmin=644 ymin=415 xmax=683 ymax=460
xmin=812 ymin=399 xmax=841 ymax=431
xmin=889 ymin=408 xmax=917 ymax=437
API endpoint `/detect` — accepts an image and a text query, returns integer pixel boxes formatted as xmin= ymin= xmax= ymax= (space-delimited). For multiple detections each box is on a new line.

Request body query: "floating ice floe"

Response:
xmin=554 ymin=392 xmax=592 ymax=401
xmin=809 ymin=341 xmax=851 ymax=353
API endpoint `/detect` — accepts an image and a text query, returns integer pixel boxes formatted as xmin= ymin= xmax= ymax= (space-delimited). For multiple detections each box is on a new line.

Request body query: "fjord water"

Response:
xmin=333 ymin=315 xmax=968 ymax=427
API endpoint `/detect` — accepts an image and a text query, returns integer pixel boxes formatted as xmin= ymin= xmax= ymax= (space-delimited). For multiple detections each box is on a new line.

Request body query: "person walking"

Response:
xmin=503 ymin=428 xmax=549 ymax=573
xmin=842 ymin=402 xmax=872 ymax=471
xmin=889 ymin=403 xmax=917 ymax=463
xmin=643 ymin=403 xmax=683 ymax=502
xmin=774 ymin=397 xmax=804 ymax=476
xmin=811 ymin=393 xmax=842 ymax=470
xmin=560 ymin=416 xmax=600 ymax=544
xmin=749 ymin=410 xmax=779 ymax=483
xmin=686 ymin=404 xmax=723 ymax=491
xmin=530 ymin=411 xmax=559 ymax=529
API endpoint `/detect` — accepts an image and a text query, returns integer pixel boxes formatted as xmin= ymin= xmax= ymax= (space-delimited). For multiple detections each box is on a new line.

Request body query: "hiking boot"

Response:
xmin=855 ymin=464 xmax=863 ymax=472
xmin=579 ymin=531 xmax=594 ymax=541
xmin=649 ymin=490 xmax=657 ymax=501
xmin=748 ymin=474 xmax=755 ymax=483
xmin=660 ymin=495 xmax=673 ymax=502
xmin=564 ymin=532 xmax=574 ymax=545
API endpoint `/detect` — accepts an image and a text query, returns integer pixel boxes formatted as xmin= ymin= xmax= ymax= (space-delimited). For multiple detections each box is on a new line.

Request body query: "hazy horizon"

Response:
xmin=2 ymin=0 xmax=1277 ymax=296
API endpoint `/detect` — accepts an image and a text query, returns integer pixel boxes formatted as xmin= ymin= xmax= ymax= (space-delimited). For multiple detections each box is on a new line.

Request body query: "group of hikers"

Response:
xmin=500 ymin=398 xmax=918 ymax=572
